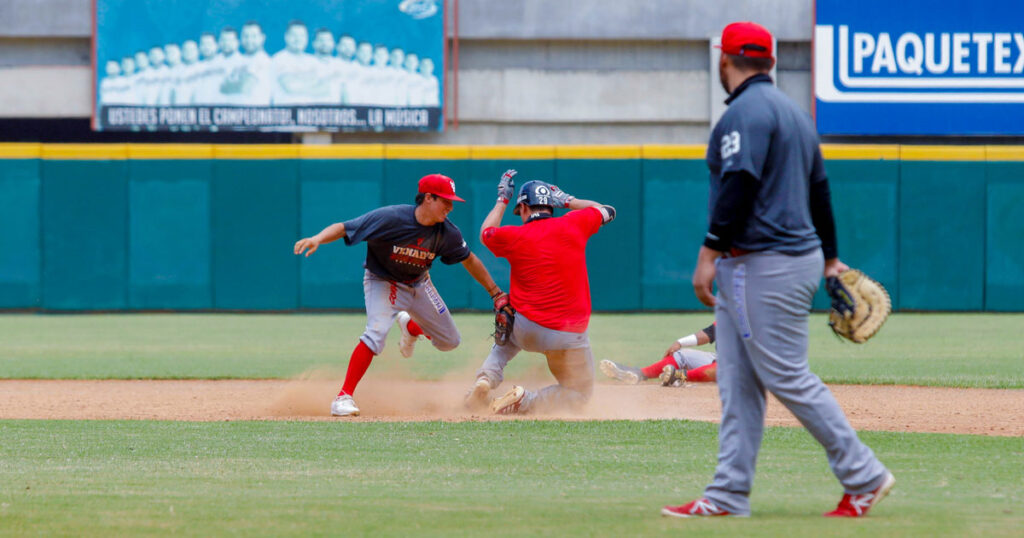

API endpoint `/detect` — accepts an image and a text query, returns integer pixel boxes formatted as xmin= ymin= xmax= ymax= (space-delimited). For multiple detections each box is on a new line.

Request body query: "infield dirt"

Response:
xmin=1 ymin=376 xmax=1020 ymax=436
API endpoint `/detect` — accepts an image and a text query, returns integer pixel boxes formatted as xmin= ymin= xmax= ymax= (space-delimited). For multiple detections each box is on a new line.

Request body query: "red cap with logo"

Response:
xmin=717 ymin=22 xmax=774 ymax=59
xmin=418 ymin=173 xmax=465 ymax=202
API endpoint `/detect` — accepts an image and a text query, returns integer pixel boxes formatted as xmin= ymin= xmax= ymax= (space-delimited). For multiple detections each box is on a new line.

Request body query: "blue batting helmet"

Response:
xmin=513 ymin=180 xmax=555 ymax=215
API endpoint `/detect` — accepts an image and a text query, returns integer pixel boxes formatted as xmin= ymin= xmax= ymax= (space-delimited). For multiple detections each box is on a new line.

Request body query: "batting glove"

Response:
xmin=548 ymin=184 xmax=576 ymax=208
xmin=497 ymin=169 xmax=517 ymax=204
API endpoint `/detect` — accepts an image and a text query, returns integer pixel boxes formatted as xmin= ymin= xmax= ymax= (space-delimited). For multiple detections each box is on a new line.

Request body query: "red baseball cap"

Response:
xmin=717 ymin=22 xmax=774 ymax=59
xmin=418 ymin=173 xmax=465 ymax=202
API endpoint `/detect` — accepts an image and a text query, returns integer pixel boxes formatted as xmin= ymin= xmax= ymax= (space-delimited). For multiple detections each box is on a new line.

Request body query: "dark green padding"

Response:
xmin=128 ymin=160 xmax=213 ymax=309
xmin=298 ymin=159 xmax=384 ymax=309
xmin=41 ymin=159 xmax=129 ymax=310
xmin=211 ymin=159 xmax=299 ymax=310
xmin=985 ymin=162 xmax=1024 ymax=312
xmin=0 ymin=159 xmax=41 ymax=308
xmin=899 ymin=161 xmax=985 ymax=310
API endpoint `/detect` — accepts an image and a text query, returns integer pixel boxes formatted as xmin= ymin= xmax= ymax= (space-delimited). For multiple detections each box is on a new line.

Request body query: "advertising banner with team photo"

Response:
xmin=94 ymin=0 xmax=444 ymax=132
xmin=815 ymin=0 xmax=1024 ymax=135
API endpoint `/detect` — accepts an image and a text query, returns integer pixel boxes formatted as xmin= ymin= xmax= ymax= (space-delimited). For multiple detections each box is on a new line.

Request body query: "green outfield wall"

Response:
xmin=0 ymin=143 xmax=1021 ymax=312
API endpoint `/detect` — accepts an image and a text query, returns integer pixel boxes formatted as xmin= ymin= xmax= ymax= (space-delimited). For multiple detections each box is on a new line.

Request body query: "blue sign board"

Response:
xmin=94 ymin=0 xmax=444 ymax=132
xmin=815 ymin=0 xmax=1024 ymax=135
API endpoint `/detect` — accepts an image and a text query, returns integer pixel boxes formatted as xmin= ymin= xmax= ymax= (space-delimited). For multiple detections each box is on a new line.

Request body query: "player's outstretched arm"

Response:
xmin=481 ymin=169 xmax=516 ymax=236
xmin=460 ymin=252 xmax=504 ymax=302
xmin=294 ymin=222 xmax=346 ymax=257
xmin=663 ymin=327 xmax=713 ymax=356
xmin=480 ymin=201 xmax=507 ymax=237
xmin=567 ymin=198 xmax=600 ymax=210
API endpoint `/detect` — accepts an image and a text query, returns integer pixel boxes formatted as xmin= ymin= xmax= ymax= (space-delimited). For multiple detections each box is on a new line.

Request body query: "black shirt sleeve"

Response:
xmin=703 ymin=170 xmax=759 ymax=252
xmin=438 ymin=221 xmax=472 ymax=265
xmin=702 ymin=323 xmax=716 ymax=344
xmin=810 ymin=177 xmax=838 ymax=260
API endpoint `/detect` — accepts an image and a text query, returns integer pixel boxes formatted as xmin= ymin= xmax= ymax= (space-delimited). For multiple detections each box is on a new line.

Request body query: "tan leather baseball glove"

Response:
xmin=825 ymin=269 xmax=891 ymax=343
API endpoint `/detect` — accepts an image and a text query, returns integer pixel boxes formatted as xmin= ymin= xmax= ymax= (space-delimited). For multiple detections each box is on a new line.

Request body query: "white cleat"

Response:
xmin=464 ymin=377 xmax=492 ymax=410
xmin=491 ymin=385 xmax=526 ymax=415
xmin=599 ymin=359 xmax=643 ymax=385
xmin=396 ymin=311 xmax=419 ymax=358
xmin=330 ymin=395 xmax=360 ymax=417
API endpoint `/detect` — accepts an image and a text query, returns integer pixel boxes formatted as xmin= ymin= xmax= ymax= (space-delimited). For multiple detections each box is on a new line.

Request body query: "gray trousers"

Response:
xmin=476 ymin=314 xmax=594 ymax=413
xmin=673 ymin=348 xmax=716 ymax=371
xmin=704 ymin=251 xmax=888 ymax=515
xmin=360 ymin=270 xmax=460 ymax=355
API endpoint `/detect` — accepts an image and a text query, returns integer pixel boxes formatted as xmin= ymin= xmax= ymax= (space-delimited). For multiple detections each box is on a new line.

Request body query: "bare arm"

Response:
xmin=461 ymin=252 xmax=502 ymax=298
xmin=294 ymin=222 xmax=346 ymax=257
xmin=567 ymin=198 xmax=600 ymax=210
xmin=664 ymin=328 xmax=712 ymax=356
xmin=692 ymin=245 xmax=723 ymax=307
xmin=481 ymin=200 xmax=508 ymax=237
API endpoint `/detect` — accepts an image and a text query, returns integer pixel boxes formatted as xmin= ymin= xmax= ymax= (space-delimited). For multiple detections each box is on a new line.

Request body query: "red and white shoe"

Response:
xmin=661 ymin=498 xmax=735 ymax=518
xmin=824 ymin=472 xmax=896 ymax=517
xmin=396 ymin=311 xmax=419 ymax=358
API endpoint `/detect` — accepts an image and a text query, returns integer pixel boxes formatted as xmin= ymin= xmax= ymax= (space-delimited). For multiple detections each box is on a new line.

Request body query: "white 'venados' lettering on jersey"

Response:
xmin=720 ymin=131 xmax=741 ymax=159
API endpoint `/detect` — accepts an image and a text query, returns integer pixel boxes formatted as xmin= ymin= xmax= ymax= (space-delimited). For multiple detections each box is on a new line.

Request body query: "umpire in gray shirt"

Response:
xmin=662 ymin=21 xmax=895 ymax=519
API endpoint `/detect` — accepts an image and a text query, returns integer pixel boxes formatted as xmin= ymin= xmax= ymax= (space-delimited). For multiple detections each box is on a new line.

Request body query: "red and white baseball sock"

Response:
xmin=686 ymin=363 xmax=717 ymax=383
xmin=339 ymin=340 xmax=376 ymax=397
xmin=406 ymin=318 xmax=431 ymax=340
xmin=641 ymin=355 xmax=676 ymax=379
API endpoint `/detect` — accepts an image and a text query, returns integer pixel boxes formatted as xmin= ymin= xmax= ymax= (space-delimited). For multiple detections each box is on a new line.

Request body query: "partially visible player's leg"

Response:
xmin=491 ymin=315 xmax=592 ymax=414
xmin=674 ymin=349 xmax=717 ymax=382
xmin=741 ymin=251 xmax=889 ymax=497
xmin=333 ymin=271 xmax=398 ymax=416
xmin=530 ymin=346 xmax=594 ymax=412
xmin=467 ymin=339 xmax=522 ymax=409
xmin=600 ymin=358 xmax=649 ymax=384
xmin=698 ymin=258 xmax=768 ymax=517
xmin=405 ymin=275 xmax=461 ymax=352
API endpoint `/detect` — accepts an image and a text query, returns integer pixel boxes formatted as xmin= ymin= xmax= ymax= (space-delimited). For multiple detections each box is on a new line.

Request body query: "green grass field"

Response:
xmin=1 ymin=313 xmax=1021 ymax=536
xmin=0 ymin=313 xmax=1022 ymax=387
xmin=1 ymin=420 xmax=1021 ymax=537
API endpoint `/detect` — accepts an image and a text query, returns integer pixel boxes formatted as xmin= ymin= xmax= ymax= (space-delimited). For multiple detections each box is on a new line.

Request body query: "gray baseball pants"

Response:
xmin=673 ymin=348 xmax=716 ymax=371
xmin=704 ymin=250 xmax=889 ymax=515
xmin=475 ymin=314 xmax=594 ymax=413
xmin=360 ymin=269 xmax=460 ymax=355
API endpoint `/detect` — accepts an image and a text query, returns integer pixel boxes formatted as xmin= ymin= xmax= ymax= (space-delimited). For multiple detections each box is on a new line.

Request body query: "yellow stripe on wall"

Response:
xmin=821 ymin=144 xmax=900 ymax=160
xmin=901 ymin=145 xmax=986 ymax=161
xmin=42 ymin=144 xmax=128 ymax=160
xmin=385 ymin=145 xmax=471 ymax=159
xmin=555 ymin=145 xmax=642 ymax=159
xmin=0 ymin=143 xmax=42 ymax=158
xmin=129 ymin=144 xmax=214 ymax=159
xmin=641 ymin=145 xmax=706 ymax=159
xmin=3 ymin=143 xmax=1023 ymax=162
xmin=470 ymin=146 xmax=556 ymax=159
xmin=298 ymin=144 xmax=385 ymax=159
xmin=214 ymin=144 xmax=301 ymax=159
xmin=985 ymin=146 xmax=1024 ymax=161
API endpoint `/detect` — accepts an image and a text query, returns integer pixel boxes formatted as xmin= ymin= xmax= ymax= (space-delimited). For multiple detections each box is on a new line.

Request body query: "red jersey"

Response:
xmin=481 ymin=207 xmax=603 ymax=333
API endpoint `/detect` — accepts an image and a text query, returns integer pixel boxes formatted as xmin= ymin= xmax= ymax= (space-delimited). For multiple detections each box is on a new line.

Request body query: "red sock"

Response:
xmin=339 ymin=341 xmax=375 ymax=396
xmin=641 ymin=355 xmax=678 ymax=379
xmin=407 ymin=319 xmax=424 ymax=337
xmin=686 ymin=363 xmax=717 ymax=383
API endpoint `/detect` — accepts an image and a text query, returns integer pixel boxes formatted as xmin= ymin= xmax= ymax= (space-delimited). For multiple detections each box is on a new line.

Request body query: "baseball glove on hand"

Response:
xmin=492 ymin=292 xmax=516 ymax=346
xmin=825 ymin=269 xmax=891 ymax=343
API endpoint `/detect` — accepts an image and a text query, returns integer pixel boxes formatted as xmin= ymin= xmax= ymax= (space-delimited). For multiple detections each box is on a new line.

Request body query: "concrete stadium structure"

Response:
xmin=0 ymin=0 xmax=812 ymax=143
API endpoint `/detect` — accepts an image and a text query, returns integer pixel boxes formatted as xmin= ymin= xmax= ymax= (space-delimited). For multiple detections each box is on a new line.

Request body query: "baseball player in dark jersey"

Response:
xmin=600 ymin=323 xmax=718 ymax=386
xmin=294 ymin=174 xmax=506 ymax=417
xmin=663 ymin=22 xmax=894 ymax=519
xmin=464 ymin=171 xmax=616 ymax=414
